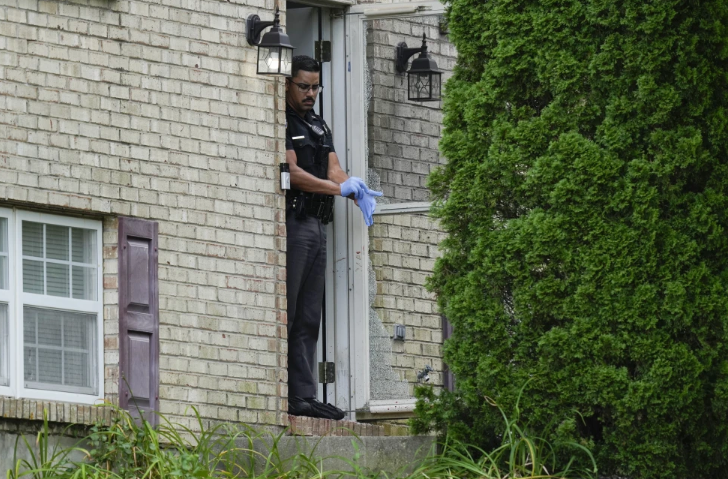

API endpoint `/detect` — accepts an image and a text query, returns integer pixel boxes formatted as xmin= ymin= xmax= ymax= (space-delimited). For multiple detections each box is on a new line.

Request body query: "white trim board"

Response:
xmin=368 ymin=398 xmax=417 ymax=414
xmin=374 ymin=202 xmax=431 ymax=215
xmin=288 ymin=0 xmax=355 ymax=7
xmin=330 ymin=10 xmax=354 ymax=418
xmin=348 ymin=1 xmax=445 ymax=17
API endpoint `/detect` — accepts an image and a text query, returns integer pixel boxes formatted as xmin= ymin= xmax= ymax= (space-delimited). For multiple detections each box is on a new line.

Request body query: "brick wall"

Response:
xmin=0 ymin=0 xmax=455 ymax=428
xmin=0 ymin=0 xmax=287 ymax=429
xmin=365 ymin=15 xmax=456 ymax=204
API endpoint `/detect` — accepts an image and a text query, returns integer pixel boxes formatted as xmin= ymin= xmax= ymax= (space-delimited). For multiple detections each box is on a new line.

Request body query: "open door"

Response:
xmin=339 ymin=1 xmax=454 ymax=420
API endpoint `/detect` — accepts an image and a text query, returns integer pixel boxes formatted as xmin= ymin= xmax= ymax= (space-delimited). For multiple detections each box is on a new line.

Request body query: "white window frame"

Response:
xmin=340 ymin=1 xmax=445 ymax=416
xmin=1 ymin=208 xmax=104 ymax=404
xmin=0 ymin=207 xmax=14 ymax=398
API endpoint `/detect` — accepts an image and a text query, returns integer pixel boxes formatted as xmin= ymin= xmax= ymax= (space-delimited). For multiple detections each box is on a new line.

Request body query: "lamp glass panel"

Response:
xmin=409 ymin=72 xmax=433 ymax=101
xmin=265 ymin=48 xmax=281 ymax=73
xmin=258 ymin=46 xmax=275 ymax=74
xmin=280 ymin=47 xmax=293 ymax=76
xmin=431 ymin=72 xmax=442 ymax=100
xmin=258 ymin=46 xmax=292 ymax=75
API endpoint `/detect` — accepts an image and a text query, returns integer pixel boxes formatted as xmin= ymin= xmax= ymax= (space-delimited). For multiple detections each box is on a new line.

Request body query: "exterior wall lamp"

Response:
xmin=395 ymin=34 xmax=442 ymax=102
xmin=246 ymin=8 xmax=294 ymax=76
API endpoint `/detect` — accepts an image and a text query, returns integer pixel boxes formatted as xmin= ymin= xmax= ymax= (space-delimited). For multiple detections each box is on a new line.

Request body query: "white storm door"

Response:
xmin=344 ymin=1 xmax=448 ymax=416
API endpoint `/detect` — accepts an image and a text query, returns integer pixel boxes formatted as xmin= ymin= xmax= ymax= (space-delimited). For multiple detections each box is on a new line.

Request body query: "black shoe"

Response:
xmin=308 ymin=398 xmax=345 ymax=420
xmin=288 ymin=396 xmax=315 ymax=417
xmin=288 ymin=396 xmax=345 ymax=420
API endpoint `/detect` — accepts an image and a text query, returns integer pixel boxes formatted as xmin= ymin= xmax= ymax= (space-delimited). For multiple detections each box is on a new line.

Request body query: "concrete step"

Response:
xmin=241 ymin=434 xmax=436 ymax=475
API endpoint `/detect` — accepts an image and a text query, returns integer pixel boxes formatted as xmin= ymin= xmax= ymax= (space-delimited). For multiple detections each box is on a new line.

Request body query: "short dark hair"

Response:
xmin=291 ymin=55 xmax=320 ymax=79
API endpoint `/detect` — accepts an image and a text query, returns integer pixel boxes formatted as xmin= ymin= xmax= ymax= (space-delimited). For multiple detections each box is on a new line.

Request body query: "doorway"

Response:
xmin=285 ymin=1 xmax=337 ymax=408
xmin=284 ymin=1 xmax=451 ymax=421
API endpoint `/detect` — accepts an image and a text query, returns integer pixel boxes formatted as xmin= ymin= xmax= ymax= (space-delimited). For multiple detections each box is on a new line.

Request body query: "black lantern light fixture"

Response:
xmin=395 ymin=34 xmax=442 ymax=102
xmin=246 ymin=8 xmax=294 ymax=76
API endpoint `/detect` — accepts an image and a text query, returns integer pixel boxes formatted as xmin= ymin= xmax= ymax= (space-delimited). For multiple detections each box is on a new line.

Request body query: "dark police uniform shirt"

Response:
xmin=285 ymin=104 xmax=335 ymax=200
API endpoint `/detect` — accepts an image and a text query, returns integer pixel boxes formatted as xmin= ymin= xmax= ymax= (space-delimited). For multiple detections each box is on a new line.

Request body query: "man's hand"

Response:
xmin=340 ymin=177 xmax=366 ymax=199
xmin=340 ymin=177 xmax=383 ymax=200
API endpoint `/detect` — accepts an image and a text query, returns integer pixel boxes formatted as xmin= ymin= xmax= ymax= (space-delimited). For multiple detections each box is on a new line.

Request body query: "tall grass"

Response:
xmin=6 ymin=400 xmax=596 ymax=479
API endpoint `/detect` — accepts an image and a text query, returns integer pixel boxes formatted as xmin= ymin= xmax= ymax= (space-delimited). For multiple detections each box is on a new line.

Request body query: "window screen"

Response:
xmin=23 ymin=306 xmax=96 ymax=394
xmin=22 ymin=222 xmax=97 ymax=301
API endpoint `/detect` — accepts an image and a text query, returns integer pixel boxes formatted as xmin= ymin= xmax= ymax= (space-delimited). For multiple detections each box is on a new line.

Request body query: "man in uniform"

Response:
xmin=285 ymin=55 xmax=381 ymax=419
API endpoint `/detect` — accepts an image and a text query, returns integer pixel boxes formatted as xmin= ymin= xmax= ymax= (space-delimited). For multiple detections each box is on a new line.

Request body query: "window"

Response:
xmin=0 ymin=208 xmax=103 ymax=404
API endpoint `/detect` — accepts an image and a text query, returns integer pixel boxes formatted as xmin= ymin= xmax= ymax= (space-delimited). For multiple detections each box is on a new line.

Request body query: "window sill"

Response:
xmin=15 ymin=387 xmax=104 ymax=406
xmin=373 ymin=202 xmax=431 ymax=215
xmin=356 ymin=398 xmax=417 ymax=421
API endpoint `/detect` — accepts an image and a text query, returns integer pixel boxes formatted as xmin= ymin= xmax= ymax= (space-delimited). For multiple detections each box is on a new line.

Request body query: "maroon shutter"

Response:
xmin=442 ymin=315 xmax=455 ymax=392
xmin=118 ymin=217 xmax=159 ymax=426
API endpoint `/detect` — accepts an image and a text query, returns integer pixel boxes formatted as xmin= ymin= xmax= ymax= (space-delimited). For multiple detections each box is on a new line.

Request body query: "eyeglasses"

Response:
xmin=289 ymin=80 xmax=324 ymax=94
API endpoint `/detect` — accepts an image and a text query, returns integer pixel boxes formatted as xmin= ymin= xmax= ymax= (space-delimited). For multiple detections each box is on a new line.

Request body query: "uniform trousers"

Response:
xmin=286 ymin=209 xmax=327 ymax=400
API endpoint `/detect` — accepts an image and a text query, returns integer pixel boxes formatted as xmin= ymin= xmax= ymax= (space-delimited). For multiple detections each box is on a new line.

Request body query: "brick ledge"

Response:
xmin=0 ymin=397 xmax=114 ymax=426
xmin=285 ymin=414 xmax=409 ymax=436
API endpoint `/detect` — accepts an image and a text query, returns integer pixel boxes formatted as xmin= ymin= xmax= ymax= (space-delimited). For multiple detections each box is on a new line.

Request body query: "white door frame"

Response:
xmin=328 ymin=7 xmax=353 ymax=415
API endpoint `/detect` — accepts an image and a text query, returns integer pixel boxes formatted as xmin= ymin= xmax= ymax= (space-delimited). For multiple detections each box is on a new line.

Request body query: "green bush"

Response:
xmin=419 ymin=0 xmax=728 ymax=477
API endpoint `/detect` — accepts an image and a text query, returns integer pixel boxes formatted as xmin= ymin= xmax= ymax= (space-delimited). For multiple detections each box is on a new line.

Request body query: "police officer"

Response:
xmin=285 ymin=56 xmax=381 ymax=419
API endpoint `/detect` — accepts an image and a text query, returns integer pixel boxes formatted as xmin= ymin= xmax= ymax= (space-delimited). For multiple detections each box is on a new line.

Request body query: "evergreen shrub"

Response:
xmin=416 ymin=0 xmax=728 ymax=477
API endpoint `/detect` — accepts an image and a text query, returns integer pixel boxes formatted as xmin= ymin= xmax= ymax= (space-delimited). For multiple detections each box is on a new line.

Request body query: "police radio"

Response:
xmin=303 ymin=119 xmax=325 ymax=139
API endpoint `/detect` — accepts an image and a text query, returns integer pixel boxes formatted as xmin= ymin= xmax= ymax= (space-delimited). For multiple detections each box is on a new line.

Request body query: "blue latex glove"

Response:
xmin=340 ymin=177 xmax=367 ymax=199
xmin=340 ymin=177 xmax=384 ymax=200
xmin=361 ymin=185 xmax=383 ymax=198
xmin=358 ymin=191 xmax=379 ymax=227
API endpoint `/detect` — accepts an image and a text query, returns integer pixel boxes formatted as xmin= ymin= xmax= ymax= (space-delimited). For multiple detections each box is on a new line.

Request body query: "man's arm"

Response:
xmin=287 ymin=149 xmax=342 ymax=196
xmin=327 ymin=151 xmax=349 ymax=184
xmin=328 ymin=151 xmax=362 ymax=203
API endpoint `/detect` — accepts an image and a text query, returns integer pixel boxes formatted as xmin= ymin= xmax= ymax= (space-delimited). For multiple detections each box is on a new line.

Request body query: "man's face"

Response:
xmin=286 ymin=70 xmax=320 ymax=114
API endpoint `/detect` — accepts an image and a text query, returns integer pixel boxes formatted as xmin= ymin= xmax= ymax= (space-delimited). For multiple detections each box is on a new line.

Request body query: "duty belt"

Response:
xmin=288 ymin=192 xmax=335 ymax=225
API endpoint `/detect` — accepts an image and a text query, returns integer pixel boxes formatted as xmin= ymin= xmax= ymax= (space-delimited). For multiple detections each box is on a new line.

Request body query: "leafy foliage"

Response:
xmin=421 ymin=0 xmax=728 ymax=477
xmin=6 ymin=405 xmax=592 ymax=479
xmin=413 ymin=382 xmax=597 ymax=479
xmin=6 ymin=405 xmax=359 ymax=479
